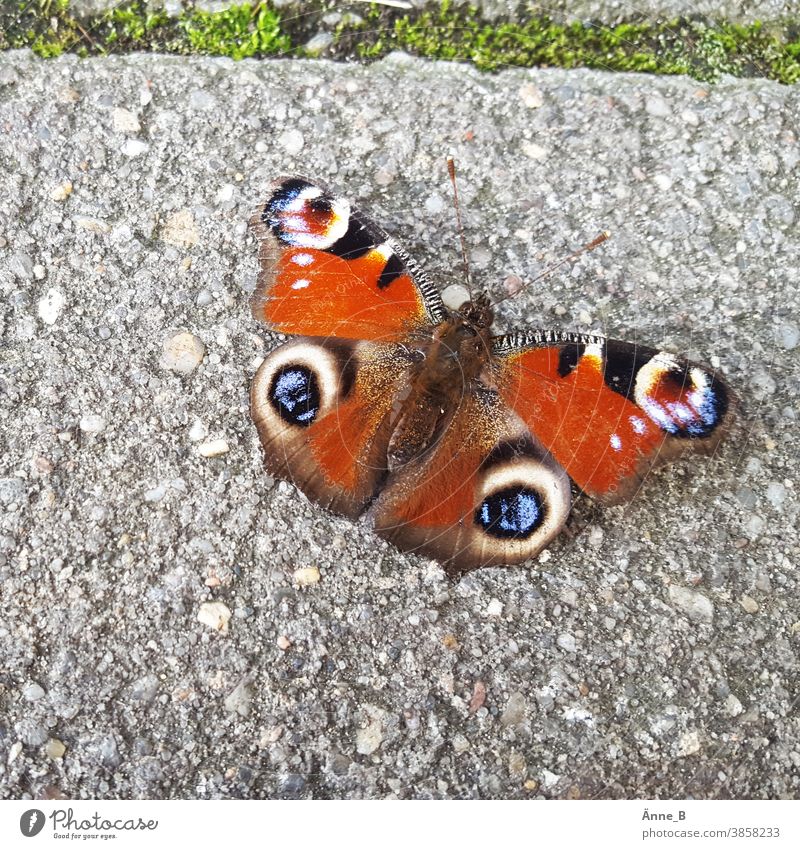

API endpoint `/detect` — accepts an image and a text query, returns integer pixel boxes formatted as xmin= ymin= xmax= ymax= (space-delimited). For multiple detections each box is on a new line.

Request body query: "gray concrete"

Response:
xmin=0 ymin=50 xmax=798 ymax=800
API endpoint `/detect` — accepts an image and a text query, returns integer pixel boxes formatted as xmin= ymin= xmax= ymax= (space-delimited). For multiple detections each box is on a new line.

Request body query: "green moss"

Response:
xmin=1 ymin=1 xmax=800 ymax=85
xmin=182 ymin=3 xmax=290 ymax=59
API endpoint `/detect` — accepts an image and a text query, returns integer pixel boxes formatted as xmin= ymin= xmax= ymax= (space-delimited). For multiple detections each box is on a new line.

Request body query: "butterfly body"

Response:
xmin=249 ymin=177 xmax=734 ymax=575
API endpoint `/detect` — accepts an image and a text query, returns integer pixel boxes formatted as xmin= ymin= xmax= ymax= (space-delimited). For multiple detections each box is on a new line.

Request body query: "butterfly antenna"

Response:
xmin=447 ymin=156 xmax=473 ymax=298
xmin=493 ymin=230 xmax=611 ymax=306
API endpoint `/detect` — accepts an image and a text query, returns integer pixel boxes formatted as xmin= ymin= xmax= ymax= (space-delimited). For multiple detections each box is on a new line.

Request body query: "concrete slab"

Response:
xmin=0 ymin=50 xmax=797 ymax=799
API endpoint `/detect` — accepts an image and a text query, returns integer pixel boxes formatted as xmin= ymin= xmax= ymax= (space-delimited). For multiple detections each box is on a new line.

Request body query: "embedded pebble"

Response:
xmin=23 ymin=683 xmax=46 ymax=702
xmin=161 ymin=209 xmax=199 ymax=248
xmin=198 ymin=439 xmax=229 ymax=458
xmin=45 ymin=738 xmax=66 ymax=759
xmin=276 ymin=635 xmax=291 ymax=650
xmin=779 ymin=323 xmax=799 ymax=350
xmin=8 ymin=742 xmax=22 ymax=764
xmin=424 ymin=193 xmax=444 ymax=215
xmin=441 ymin=284 xmax=470 ymax=310
xmin=143 ymin=484 xmax=167 ymax=503
xmin=50 ymin=181 xmax=72 ymax=201
xmin=725 ymin=694 xmax=744 ymax=716
xmin=121 ymin=138 xmax=148 ymax=157
xmin=112 ymin=107 xmax=141 ymax=133
xmin=0 ymin=477 xmax=25 ymax=505
xmin=677 ymin=731 xmax=701 ymax=756
xmin=161 ymin=331 xmax=205 ymax=374
xmin=79 ymin=415 xmax=106 ymax=434
xmin=197 ymin=601 xmax=231 ymax=634
xmin=305 ymin=32 xmax=333 ymax=55
xmin=653 ymin=173 xmax=672 ymax=191
xmin=188 ymin=419 xmax=207 ymax=442
xmin=519 ymin=83 xmax=543 ymax=108
xmin=766 ymin=482 xmax=786 ymax=509
xmin=9 ymin=252 xmax=33 ymax=279
xmin=189 ymin=89 xmax=216 ymax=110
xmin=557 ymin=633 xmax=577 ymax=653
xmin=740 ymin=595 xmax=759 ymax=614
xmin=646 ymin=96 xmax=671 ymax=117
xmin=293 ymin=566 xmax=321 ymax=586
xmin=224 ymin=679 xmax=252 ymax=717
xmin=521 ymin=141 xmax=547 ymax=160
xmin=216 ymin=183 xmax=234 ymax=203
xmin=500 ymin=692 xmax=527 ymax=727
xmin=278 ymin=128 xmax=305 ymax=155
xmin=37 ymin=288 xmax=65 ymax=325
xmin=668 ymin=586 xmax=714 ymax=622
xmin=587 ymin=525 xmax=604 ymax=547
xmin=356 ymin=709 xmax=384 ymax=755
xmin=486 ymin=598 xmax=503 ymax=617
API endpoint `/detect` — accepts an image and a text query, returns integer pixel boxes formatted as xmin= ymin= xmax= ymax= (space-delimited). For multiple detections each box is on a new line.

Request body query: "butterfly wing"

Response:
xmin=491 ymin=331 xmax=735 ymax=502
xmin=250 ymin=337 xmax=413 ymax=519
xmin=368 ymin=384 xmax=571 ymax=575
xmin=250 ymin=177 xmax=446 ymax=340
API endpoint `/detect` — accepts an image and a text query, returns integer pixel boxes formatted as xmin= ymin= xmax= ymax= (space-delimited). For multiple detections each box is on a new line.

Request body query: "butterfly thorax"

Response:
xmin=386 ymin=309 xmax=493 ymax=471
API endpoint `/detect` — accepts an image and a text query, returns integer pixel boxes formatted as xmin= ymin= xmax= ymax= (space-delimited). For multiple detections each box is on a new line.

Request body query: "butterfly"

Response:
xmin=248 ymin=176 xmax=734 ymax=576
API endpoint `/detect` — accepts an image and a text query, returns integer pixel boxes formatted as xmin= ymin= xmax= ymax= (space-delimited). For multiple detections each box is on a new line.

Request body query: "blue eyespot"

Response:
xmin=270 ymin=365 xmax=320 ymax=427
xmin=475 ymin=486 xmax=545 ymax=540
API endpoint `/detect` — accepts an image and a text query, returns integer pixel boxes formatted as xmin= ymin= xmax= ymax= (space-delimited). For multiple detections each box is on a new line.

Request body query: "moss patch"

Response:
xmin=1 ymin=1 xmax=799 ymax=84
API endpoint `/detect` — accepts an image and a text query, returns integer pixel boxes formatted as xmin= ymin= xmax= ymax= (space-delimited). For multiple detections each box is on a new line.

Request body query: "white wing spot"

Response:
xmin=630 ymin=415 xmax=647 ymax=435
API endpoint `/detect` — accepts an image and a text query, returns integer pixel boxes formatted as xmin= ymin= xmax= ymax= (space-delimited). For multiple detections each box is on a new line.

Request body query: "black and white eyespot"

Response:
xmin=251 ymin=339 xmax=346 ymax=433
xmin=264 ymin=180 xmax=351 ymax=250
xmin=634 ymin=352 xmax=727 ymax=438
xmin=470 ymin=450 xmax=571 ymax=561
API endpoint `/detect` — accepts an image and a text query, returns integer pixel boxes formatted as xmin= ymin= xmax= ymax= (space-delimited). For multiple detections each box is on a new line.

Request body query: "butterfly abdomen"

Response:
xmin=386 ymin=315 xmax=493 ymax=470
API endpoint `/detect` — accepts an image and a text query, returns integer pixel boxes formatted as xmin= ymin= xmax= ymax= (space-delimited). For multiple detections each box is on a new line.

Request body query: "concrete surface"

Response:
xmin=0 ymin=49 xmax=798 ymax=800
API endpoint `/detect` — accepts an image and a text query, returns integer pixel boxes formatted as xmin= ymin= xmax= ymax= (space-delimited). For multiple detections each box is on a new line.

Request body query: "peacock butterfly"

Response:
xmin=248 ymin=175 xmax=734 ymax=576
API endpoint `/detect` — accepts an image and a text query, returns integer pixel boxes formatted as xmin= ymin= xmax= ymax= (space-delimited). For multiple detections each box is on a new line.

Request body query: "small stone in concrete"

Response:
xmin=45 ymin=738 xmax=66 ymax=759
xmin=668 ymin=586 xmax=714 ymax=623
xmin=224 ymin=679 xmax=252 ymax=717
xmin=740 ymin=595 xmax=759 ymax=614
xmin=500 ymin=692 xmax=527 ymax=727
xmin=198 ymin=439 xmax=229 ymax=458
xmin=121 ymin=138 xmax=148 ymax=157
xmin=112 ymin=107 xmax=141 ymax=133
xmin=23 ymin=683 xmax=46 ymax=702
xmin=38 ymin=288 xmax=65 ymax=325
xmin=50 ymin=181 xmax=72 ymax=201
xmin=278 ymin=128 xmax=304 ymax=155
xmin=293 ymin=566 xmax=321 ymax=586
xmin=197 ymin=601 xmax=231 ymax=634
xmin=161 ymin=209 xmax=199 ymax=248
xmin=161 ymin=331 xmax=205 ymax=374
xmin=79 ymin=415 xmax=106 ymax=434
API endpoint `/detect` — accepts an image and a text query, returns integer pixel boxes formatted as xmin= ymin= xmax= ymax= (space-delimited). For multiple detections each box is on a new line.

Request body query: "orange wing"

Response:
xmin=369 ymin=386 xmax=571 ymax=575
xmin=250 ymin=177 xmax=446 ymax=340
xmin=492 ymin=331 xmax=735 ymax=502
xmin=250 ymin=337 xmax=412 ymax=518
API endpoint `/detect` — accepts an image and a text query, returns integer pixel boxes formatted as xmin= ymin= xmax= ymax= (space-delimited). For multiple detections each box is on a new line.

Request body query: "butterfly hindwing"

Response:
xmin=250 ymin=177 xmax=446 ymax=340
xmin=250 ymin=337 xmax=413 ymax=518
xmin=492 ymin=331 xmax=734 ymax=502
xmin=369 ymin=384 xmax=571 ymax=575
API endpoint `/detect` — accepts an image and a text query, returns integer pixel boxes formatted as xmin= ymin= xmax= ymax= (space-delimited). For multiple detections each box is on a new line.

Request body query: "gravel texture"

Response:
xmin=0 ymin=49 xmax=798 ymax=800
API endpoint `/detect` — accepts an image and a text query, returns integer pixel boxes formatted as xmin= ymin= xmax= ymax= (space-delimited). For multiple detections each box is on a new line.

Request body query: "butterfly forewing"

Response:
xmin=250 ymin=177 xmax=446 ymax=341
xmin=492 ymin=331 xmax=734 ymax=502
